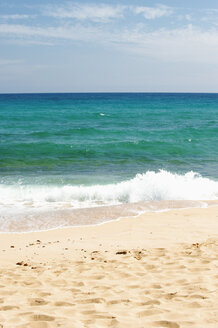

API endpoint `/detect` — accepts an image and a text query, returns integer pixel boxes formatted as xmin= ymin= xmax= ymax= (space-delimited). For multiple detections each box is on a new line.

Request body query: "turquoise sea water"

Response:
xmin=0 ymin=93 xmax=218 ymax=231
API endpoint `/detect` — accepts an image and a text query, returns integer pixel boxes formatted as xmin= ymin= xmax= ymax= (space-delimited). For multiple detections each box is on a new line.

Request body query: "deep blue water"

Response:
xmin=0 ymin=92 xmax=218 ymax=185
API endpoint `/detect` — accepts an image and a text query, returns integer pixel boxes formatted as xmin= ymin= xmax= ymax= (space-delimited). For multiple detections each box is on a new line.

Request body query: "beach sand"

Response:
xmin=0 ymin=205 xmax=218 ymax=327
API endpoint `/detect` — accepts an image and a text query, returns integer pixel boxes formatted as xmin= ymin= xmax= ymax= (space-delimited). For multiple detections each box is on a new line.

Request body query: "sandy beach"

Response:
xmin=1 ymin=1 xmax=218 ymax=326
xmin=0 ymin=205 xmax=217 ymax=328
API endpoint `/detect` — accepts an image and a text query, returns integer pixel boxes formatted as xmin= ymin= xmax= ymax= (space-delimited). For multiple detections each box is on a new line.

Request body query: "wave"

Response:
xmin=0 ymin=170 xmax=218 ymax=210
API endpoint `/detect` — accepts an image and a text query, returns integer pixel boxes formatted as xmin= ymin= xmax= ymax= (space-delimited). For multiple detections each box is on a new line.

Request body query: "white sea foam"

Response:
xmin=0 ymin=170 xmax=218 ymax=232
xmin=0 ymin=170 xmax=218 ymax=211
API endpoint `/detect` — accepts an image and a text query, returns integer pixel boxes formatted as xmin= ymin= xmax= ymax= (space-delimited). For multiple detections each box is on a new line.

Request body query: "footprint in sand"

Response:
xmin=79 ymin=298 xmax=105 ymax=304
xmin=152 ymin=320 xmax=180 ymax=328
xmin=107 ymin=299 xmax=129 ymax=306
xmin=89 ymin=275 xmax=105 ymax=280
xmin=0 ymin=305 xmax=19 ymax=310
xmin=71 ymin=281 xmax=84 ymax=287
xmin=137 ymin=309 xmax=163 ymax=317
xmin=28 ymin=298 xmax=48 ymax=306
xmin=31 ymin=314 xmax=55 ymax=321
xmin=38 ymin=292 xmax=51 ymax=297
xmin=187 ymin=301 xmax=201 ymax=308
xmin=54 ymin=301 xmax=75 ymax=307
xmin=144 ymin=299 xmax=161 ymax=305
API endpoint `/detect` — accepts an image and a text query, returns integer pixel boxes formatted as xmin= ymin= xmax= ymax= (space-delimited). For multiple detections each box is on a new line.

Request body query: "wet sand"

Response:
xmin=1 ymin=199 xmax=217 ymax=232
xmin=0 ymin=205 xmax=218 ymax=327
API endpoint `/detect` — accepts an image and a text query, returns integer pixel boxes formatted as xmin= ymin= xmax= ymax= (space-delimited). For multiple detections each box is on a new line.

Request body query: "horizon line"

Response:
xmin=1 ymin=91 xmax=218 ymax=95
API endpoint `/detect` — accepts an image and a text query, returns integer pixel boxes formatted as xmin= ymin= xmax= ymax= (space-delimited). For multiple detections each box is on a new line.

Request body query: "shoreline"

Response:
xmin=0 ymin=205 xmax=217 ymax=327
xmin=1 ymin=204 xmax=218 ymax=256
xmin=1 ymin=199 xmax=218 ymax=234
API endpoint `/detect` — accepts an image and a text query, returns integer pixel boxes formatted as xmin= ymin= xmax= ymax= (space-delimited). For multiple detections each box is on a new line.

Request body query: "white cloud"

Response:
xmin=206 ymin=9 xmax=218 ymax=13
xmin=201 ymin=9 xmax=218 ymax=23
xmin=185 ymin=14 xmax=192 ymax=21
xmin=1 ymin=14 xmax=30 ymax=20
xmin=121 ymin=25 xmax=218 ymax=63
xmin=1 ymin=22 xmax=218 ymax=64
xmin=9 ymin=39 xmax=55 ymax=46
xmin=0 ymin=59 xmax=23 ymax=65
xmin=0 ymin=23 xmax=101 ymax=42
xmin=45 ymin=3 xmax=172 ymax=22
xmin=44 ymin=3 xmax=125 ymax=22
xmin=134 ymin=5 xmax=172 ymax=20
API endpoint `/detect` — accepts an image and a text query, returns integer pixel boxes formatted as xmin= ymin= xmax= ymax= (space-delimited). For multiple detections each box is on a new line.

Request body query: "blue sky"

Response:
xmin=1 ymin=0 xmax=218 ymax=92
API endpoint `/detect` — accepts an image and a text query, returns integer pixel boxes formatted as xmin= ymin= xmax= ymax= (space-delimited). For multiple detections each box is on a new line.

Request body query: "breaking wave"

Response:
xmin=0 ymin=170 xmax=218 ymax=210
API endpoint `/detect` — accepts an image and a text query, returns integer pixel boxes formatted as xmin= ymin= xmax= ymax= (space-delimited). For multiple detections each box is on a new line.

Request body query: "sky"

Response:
xmin=1 ymin=0 xmax=218 ymax=93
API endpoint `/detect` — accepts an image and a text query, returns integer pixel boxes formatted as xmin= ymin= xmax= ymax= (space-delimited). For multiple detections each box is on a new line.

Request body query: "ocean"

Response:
xmin=0 ymin=93 xmax=218 ymax=232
